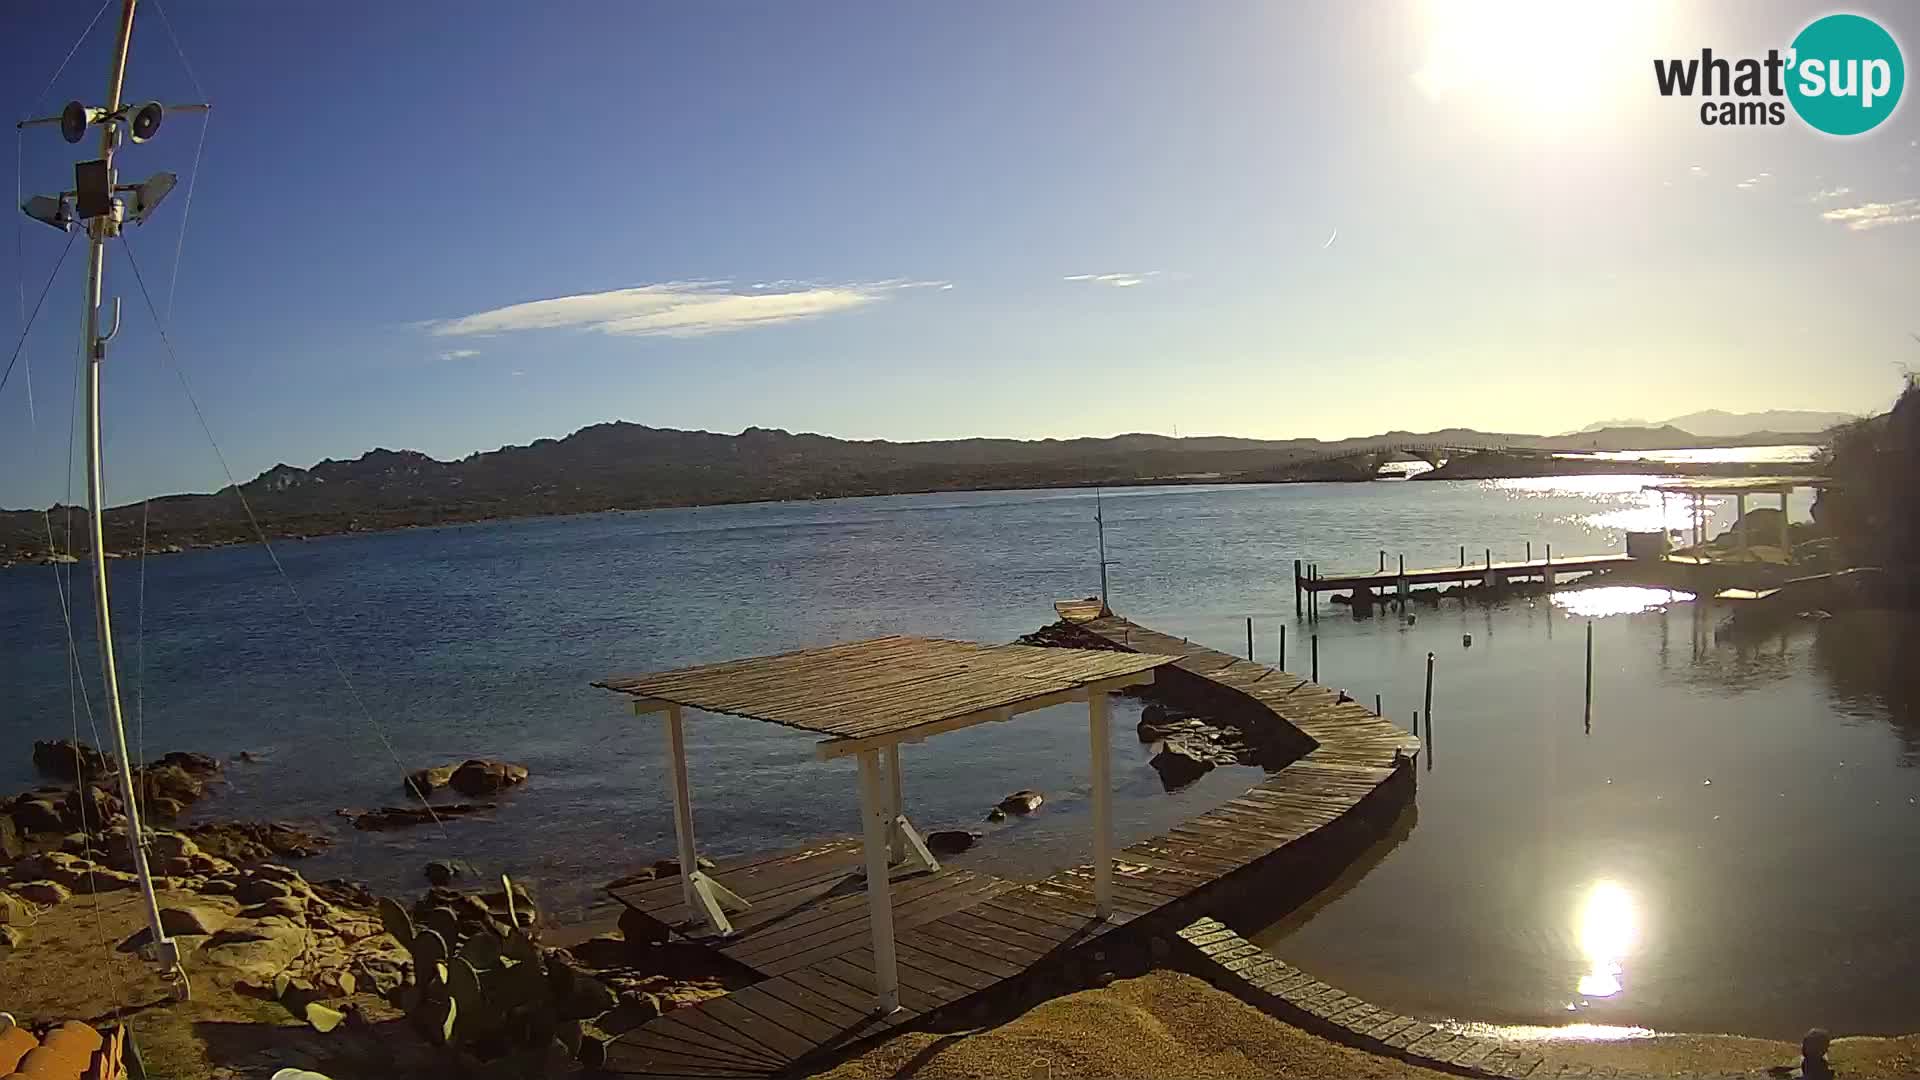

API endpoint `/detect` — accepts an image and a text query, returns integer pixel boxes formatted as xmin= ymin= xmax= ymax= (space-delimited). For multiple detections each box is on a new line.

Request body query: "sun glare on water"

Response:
xmin=1576 ymin=879 xmax=1639 ymax=998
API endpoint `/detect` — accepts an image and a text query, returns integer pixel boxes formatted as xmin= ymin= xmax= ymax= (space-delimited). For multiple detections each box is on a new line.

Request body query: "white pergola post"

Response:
xmin=855 ymin=749 xmax=900 ymax=1013
xmin=665 ymin=705 xmax=700 ymax=912
xmin=1088 ymin=690 xmax=1114 ymax=918
xmin=1779 ymin=491 xmax=1791 ymax=552
xmin=886 ymin=744 xmax=905 ymax=864
xmin=1735 ymin=493 xmax=1747 ymax=551
xmin=660 ymin=703 xmax=749 ymax=935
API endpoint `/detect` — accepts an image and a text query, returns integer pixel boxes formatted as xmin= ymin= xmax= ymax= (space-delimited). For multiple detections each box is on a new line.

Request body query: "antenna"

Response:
xmin=17 ymin=0 xmax=194 ymax=1001
xmin=1095 ymin=486 xmax=1111 ymax=614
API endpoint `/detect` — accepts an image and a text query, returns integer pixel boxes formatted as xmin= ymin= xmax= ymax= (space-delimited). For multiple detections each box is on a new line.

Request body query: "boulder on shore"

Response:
xmin=31 ymin=739 xmax=114 ymax=782
xmin=184 ymin=821 xmax=330 ymax=864
xmin=8 ymin=794 xmax=66 ymax=836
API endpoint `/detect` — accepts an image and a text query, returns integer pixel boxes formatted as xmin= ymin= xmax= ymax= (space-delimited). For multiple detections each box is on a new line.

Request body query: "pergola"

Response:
xmin=1644 ymin=475 xmax=1826 ymax=551
xmin=594 ymin=635 xmax=1174 ymax=1013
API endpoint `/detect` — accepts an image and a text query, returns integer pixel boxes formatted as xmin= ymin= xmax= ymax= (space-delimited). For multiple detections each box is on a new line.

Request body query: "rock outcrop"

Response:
xmin=404 ymin=758 xmax=529 ymax=799
xmin=340 ymin=802 xmax=497 ymax=831
xmin=926 ymin=829 xmax=979 ymax=855
xmin=30 ymin=740 xmax=114 ymax=782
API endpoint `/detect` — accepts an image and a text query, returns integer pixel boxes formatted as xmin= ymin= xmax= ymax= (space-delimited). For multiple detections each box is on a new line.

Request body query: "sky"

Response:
xmin=2 ymin=0 xmax=1916 ymax=507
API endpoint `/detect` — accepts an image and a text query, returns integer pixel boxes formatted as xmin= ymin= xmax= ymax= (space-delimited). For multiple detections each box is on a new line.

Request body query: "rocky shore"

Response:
xmin=0 ymin=739 xmax=739 ymax=1077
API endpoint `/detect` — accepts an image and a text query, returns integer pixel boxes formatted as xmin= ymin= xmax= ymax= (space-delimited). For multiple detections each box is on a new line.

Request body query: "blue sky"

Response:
xmin=3 ymin=0 xmax=1917 ymax=506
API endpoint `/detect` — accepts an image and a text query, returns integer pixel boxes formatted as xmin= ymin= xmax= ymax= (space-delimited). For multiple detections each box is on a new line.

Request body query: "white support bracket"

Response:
xmin=683 ymin=869 xmax=751 ymax=937
xmin=889 ymin=814 xmax=941 ymax=875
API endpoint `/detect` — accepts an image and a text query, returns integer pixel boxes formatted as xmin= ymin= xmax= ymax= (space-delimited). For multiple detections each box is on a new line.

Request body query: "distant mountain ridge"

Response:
xmin=1578 ymin=409 xmax=1854 ymax=437
xmin=0 ymin=419 xmax=1823 ymax=560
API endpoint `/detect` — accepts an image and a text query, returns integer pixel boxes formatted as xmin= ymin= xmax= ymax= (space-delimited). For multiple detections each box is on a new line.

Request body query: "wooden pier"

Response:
xmin=1295 ymin=552 xmax=1634 ymax=609
xmin=599 ymin=605 xmax=1419 ymax=1077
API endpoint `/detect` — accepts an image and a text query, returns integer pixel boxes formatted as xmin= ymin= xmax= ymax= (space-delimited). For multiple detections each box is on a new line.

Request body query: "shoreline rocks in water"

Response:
xmin=341 ymin=802 xmax=497 ymax=831
xmin=987 ymin=790 xmax=1044 ymax=822
xmin=926 ymin=829 xmax=979 ymax=855
xmin=404 ymin=757 xmax=529 ymax=799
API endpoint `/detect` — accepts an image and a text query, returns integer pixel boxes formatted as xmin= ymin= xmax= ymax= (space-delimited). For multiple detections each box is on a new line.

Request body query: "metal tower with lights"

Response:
xmin=18 ymin=0 xmax=208 ymax=999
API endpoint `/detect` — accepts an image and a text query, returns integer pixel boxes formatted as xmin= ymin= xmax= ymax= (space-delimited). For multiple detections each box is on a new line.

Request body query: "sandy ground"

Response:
xmin=815 ymin=971 xmax=1456 ymax=1080
xmin=816 ymin=971 xmax=1920 ymax=1080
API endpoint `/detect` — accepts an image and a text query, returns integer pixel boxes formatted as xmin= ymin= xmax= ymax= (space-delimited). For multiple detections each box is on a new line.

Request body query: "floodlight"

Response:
xmin=22 ymin=194 xmax=73 ymax=232
xmin=124 ymin=171 xmax=176 ymax=224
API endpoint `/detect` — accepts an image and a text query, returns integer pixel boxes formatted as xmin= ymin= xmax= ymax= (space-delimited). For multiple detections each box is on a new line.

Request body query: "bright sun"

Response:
xmin=1412 ymin=0 xmax=1666 ymax=118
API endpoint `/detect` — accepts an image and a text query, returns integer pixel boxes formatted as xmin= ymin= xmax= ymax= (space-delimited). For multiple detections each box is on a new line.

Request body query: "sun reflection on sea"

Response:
xmin=1552 ymin=587 xmax=1693 ymax=618
xmin=1576 ymin=880 xmax=1638 ymax=999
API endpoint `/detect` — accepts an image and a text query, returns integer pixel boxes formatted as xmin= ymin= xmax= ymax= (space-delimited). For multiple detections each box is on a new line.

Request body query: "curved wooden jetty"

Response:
xmin=603 ymin=604 xmax=1420 ymax=1077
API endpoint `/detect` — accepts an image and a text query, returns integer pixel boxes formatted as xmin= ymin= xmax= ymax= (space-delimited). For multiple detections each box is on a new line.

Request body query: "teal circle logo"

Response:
xmin=1787 ymin=14 xmax=1904 ymax=135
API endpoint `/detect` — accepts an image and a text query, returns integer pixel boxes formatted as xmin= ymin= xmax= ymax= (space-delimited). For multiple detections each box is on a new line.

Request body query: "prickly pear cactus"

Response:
xmin=379 ymin=875 xmax=619 ymax=1078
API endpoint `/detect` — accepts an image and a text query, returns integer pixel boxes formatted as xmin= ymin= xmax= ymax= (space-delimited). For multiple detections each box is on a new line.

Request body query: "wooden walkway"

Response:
xmin=604 ymin=605 xmax=1422 ymax=1078
xmin=1301 ymin=553 xmax=1633 ymax=596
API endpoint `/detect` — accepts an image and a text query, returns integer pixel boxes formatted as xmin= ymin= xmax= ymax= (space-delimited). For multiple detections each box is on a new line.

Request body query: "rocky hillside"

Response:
xmin=0 ymin=420 xmax=1794 ymax=560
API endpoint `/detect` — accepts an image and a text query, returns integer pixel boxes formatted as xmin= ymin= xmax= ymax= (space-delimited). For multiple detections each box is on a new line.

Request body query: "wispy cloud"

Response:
xmin=1809 ymin=185 xmax=1853 ymax=202
xmin=1820 ymin=197 xmax=1920 ymax=232
xmin=1063 ymin=271 xmax=1162 ymax=288
xmin=1735 ymin=171 xmax=1773 ymax=190
xmin=430 ymin=279 xmax=949 ymax=339
xmin=439 ymin=348 xmax=480 ymax=361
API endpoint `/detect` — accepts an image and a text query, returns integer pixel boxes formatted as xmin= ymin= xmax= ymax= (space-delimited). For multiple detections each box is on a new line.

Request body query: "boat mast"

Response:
xmin=22 ymin=0 xmax=186 ymax=996
xmin=1094 ymin=486 xmax=1110 ymax=614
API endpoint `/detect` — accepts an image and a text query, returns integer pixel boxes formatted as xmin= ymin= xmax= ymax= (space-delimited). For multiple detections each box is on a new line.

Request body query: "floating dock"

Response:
xmin=601 ymin=602 xmax=1419 ymax=1077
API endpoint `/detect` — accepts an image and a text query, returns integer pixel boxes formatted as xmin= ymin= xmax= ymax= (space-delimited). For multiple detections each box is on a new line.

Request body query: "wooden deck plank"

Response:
xmin=742 ymin=874 xmax=1017 ymax=976
xmin=817 ymin=953 xmax=948 ymax=1015
xmin=940 ymin=908 xmax=1079 ymax=957
xmin=889 ymin=939 xmax=1005 ymax=993
xmin=902 ymin=922 xmax=1040 ymax=977
xmin=644 ymin=1010 xmax=785 ymax=1068
xmin=721 ymin=868 xmax=980 ymax=958
xmin=782 ymin=966 xmax=884 ymax=1014
xmin=603 ymin=1027 xmax=771 ymax=1075
xmin=692 ymin=996 xmax=815 ymax=1065
xmin=754 ymin=974 xmax=871 ymax=1030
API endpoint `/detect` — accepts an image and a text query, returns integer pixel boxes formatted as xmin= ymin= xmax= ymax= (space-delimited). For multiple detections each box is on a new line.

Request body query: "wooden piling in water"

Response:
xmin=1459 ymin=545 xmax=1465 ymax=567
xmin=1277 ymin=624 xmax=1286 ymax=671
xmin=1423 ymin=651 xmax=1435 ymax=734
xmin=1246 ymin=617 xmax=1254 ymax=661
xmin=1526 ymin=540 xmax=1532 ymax=561
xmin=1375 ymin=692 xmax=1381 ymax=716
xmin=1311 ymin=633 xmax=1319 ymax=682
xmin=1584 ymin=621 xmax=1594 ymax=731
xmin=1293 ymin=559 xmax=1302 ymax=616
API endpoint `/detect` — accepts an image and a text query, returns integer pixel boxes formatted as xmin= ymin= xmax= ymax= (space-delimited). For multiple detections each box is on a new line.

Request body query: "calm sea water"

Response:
xmin=3 ymin=470 xmax=1912 ymax=1038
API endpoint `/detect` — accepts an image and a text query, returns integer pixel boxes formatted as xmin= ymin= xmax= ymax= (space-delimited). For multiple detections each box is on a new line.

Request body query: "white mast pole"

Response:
xmin=1095 ymin=487 xmax=1110 ymax=614
xmin=80 ymin=0 xmax=185 ymax=994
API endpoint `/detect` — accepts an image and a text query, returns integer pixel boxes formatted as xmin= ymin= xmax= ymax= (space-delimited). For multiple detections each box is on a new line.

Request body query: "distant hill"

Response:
xmin=1578 ymin=409 xmax=1854 ymax=438
xmin=0 ymin=419 xmax=1821 ymax=561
